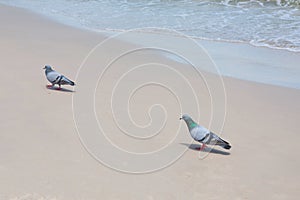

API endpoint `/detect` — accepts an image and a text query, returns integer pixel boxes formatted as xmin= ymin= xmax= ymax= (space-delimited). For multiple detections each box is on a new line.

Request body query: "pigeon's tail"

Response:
xmin=217 ymin=138 xmax=231 ymax=150
xmin=221 ymin=143 xmax=231 ymax=150
xmin=59 ymin=76 xmax=75 ymax=86
xmin=69 ymin=81 xmax=75 ymax=86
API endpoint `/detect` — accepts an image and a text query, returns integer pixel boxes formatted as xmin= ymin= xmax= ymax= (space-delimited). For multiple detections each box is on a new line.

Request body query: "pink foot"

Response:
xmin=46 ymin=85 xmax=53 ymax=88
xmin=200 ymin=144 xmax=207 ymax=151
xmin=196 ymin=144 xmax=206 ymax=151
xmin=56 ymin=87 xmax=62 ymax=90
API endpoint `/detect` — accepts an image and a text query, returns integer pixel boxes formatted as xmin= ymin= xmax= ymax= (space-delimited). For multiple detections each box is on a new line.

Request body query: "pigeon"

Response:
xmin=180 ymin=114 xmax=231 ymax=151
xmin=43 ymin=65 xmax=75 ymax=89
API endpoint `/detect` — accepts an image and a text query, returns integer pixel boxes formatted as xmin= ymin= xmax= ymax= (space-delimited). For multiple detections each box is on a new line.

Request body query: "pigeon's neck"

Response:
xmin=45 ymin=68 xmax=53 ymax=75
xmin=184 ymin=118 xmax=198 ymax=131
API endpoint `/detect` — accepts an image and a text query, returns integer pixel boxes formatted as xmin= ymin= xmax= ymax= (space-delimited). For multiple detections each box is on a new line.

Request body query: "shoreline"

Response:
xmin=107 ymin=29 xmax=300 ymax=89
xmin=1 ymin=2 xmax=300 ymax=90
xmin=1 ymin=1 xmax=300 ymax=54
xmin=1 ymin=4 xmax=300 ymax=199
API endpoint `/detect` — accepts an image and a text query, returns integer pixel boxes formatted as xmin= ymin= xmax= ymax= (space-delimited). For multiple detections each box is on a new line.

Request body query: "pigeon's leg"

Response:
xmin=199 ymin=144 xmax=206 ymax=151
xmin=57 ymin=84 xmax=61 ymax=90
xmin=195 ymin=144 xmax=206 ymax=151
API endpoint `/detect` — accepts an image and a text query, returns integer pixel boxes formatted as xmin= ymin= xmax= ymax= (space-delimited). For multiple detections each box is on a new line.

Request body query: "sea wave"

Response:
xmin=0 ymin=0 xmax=299 ymax=52
xmin=221 ymin=0 xmax=300 ymax=7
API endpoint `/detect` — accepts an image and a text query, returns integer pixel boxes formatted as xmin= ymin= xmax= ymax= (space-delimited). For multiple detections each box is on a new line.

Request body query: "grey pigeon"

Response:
xmin=43 ymin=65 xmax=75 ymax=89
xmin=180 ymin=114 xmax=231 ymax=151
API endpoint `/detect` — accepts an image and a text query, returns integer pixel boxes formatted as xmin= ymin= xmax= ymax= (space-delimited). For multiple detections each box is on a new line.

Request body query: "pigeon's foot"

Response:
xmin=56 ymin=87 xmax=62 ymax=90
xmin=200 ymin=144 xmax=207 ymax=151
xmin=196 ymin=144 xmax=206 ymax=151
xmin=46 ymin=85 xmax=53 ymax=88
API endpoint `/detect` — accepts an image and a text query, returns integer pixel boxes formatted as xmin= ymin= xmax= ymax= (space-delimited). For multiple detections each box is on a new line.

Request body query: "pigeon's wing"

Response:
xmin=46 ymin=71 xmax=61 ymax=83
xmin=46 ymin=71 xmax=75 ymax=86
xmin=58 ymin=75 xmax=75 ymax=86
xmin=205 ymin=132 xmax=230 ymax=146
xmin=190 ymin=126 xmax=210 ymax=142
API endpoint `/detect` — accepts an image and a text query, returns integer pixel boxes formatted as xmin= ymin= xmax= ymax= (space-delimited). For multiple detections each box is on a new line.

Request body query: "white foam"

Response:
xmin=1 ymin=0 xmax=299 ymax=52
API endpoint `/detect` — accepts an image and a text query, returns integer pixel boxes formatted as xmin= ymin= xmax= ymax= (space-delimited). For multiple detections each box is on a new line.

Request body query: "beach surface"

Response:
xmin=0 ymin=4 xmax=300 ymax=200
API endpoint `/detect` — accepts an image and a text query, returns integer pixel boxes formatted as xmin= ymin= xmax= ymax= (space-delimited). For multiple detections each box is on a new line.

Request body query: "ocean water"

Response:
xmin=1 ymin=0 xmax=300 ymax=52
xmin=1 ymin=0 xmax=300 ymax=88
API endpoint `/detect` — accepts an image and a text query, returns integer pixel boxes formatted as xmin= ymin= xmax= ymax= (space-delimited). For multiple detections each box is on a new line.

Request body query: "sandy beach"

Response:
xmin=0 ymin=4 xmax=300 ymax=200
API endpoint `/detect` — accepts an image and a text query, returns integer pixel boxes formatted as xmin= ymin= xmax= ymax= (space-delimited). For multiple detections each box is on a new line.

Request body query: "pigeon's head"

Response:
xmin=43 ymin=65 xmax=52 ymax=70
xmin=179 ymin=114 xmax=191 ymax=121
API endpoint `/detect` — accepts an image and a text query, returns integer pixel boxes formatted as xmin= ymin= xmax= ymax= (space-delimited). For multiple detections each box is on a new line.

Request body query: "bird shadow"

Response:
xmin=180 ymin=143 xmax=230 ymax=155
xmin=45 ymin=85 xmax=75 ymax=93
